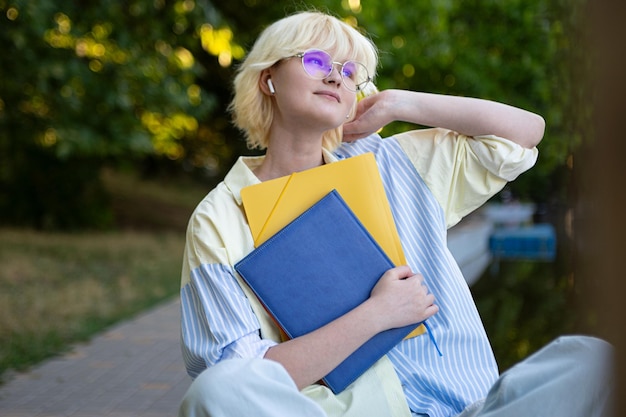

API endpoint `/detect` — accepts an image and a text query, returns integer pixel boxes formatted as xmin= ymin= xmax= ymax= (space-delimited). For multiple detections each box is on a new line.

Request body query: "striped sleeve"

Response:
xmin=180 ymin=262 xmax=275 ymax=378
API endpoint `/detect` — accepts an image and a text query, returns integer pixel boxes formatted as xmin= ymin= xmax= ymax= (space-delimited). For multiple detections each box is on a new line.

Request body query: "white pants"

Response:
xmin=455 ymin=335 xmax=613 ymax=417
xmin=179 ymin=336 xmax=613 ymax=417
xmin=178 ymin=356 xmax=327 ymax=417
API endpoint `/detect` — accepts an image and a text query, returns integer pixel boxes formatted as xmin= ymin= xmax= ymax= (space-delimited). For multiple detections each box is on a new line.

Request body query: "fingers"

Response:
xmin=380 ymin=267 xmax=436 ymax=303
xmin=342 ymin=121 xmax=374 ymax=141
xmin=342 ymin=97 xmax=386 ymax=140
xmin=406 ymin=272 xmax=428 ymax=290
xmin=381 ymin=267 xmax=430 ymax=290
xmin=343 ymin=117 xmax=381 ymax=137
xmin=388 ymin=265 xmax=414 ymax=279
xmin=421 ymin=303 xmax=439 ymax=321
xmin=370 ymin=267 xmax=438 ymax=329
xmin=403 ymin=272 xmax=437 ymax=308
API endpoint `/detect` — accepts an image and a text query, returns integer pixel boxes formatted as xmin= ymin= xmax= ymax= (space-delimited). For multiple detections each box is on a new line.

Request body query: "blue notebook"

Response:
xmin=235 ymin=190 xmax=424 ymax=393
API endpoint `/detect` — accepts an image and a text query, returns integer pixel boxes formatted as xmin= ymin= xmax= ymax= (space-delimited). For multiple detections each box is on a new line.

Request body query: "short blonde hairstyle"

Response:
xmin=229 ymin=11 xmax=378 ymax=151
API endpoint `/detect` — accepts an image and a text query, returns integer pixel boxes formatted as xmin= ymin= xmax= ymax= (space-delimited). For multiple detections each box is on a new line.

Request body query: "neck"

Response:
xmin=253 ymin=132 xmax=325 ymax=181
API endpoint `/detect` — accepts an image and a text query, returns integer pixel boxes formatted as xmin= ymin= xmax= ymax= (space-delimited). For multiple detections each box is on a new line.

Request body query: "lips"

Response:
xmin=314 ymin=90 xmax=340 ymax=102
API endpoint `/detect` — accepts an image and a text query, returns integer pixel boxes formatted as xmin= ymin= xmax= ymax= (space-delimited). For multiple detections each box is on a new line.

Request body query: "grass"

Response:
xmin=0 ymin=168 xmax=211 ymax=382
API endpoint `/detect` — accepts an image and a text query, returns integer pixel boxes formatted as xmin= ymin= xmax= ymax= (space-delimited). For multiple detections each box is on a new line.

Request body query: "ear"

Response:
xmin=259 ymin=69 xmax=274 ymax=96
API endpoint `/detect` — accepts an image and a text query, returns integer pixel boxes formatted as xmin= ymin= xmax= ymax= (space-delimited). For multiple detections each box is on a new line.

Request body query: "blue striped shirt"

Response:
xmin=180 ymin=130 xmax=538 ymax=417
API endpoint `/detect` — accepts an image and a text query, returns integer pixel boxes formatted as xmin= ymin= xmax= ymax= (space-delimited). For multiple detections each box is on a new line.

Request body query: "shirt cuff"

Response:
xmin=220 ymin=332 xmax=278 ymax=361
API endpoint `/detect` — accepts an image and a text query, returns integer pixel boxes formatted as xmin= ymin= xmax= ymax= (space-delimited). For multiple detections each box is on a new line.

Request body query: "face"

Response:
xmin=264 ymin=49 xmax=359 ymax=132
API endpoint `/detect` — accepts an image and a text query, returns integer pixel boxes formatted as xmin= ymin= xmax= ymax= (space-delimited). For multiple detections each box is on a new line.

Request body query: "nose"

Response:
xmin=323 ymin=64 xmax=343 ymax=86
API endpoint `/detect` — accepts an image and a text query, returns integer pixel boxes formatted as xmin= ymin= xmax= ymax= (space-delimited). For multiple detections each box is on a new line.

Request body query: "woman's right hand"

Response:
xmin=366 ymin=265 xmax=439 ymax=332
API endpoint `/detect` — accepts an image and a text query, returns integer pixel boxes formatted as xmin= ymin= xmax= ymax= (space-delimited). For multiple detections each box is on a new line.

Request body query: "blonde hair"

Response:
xmin=229 ymin=11 xmax=378 ymax=151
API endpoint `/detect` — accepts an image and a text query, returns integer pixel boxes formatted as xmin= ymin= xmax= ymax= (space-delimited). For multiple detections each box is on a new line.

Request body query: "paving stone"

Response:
xmin=0 ymin=298 xmax=191 ymax=417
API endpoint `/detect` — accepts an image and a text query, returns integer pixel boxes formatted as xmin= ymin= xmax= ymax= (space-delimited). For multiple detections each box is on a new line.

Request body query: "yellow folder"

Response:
xmin=241 ymin=152 xmax=425 ymax=338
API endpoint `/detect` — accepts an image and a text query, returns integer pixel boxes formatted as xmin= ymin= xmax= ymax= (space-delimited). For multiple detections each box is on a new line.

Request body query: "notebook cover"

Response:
xmin=235 ymin=190 xmax=422 ymax=393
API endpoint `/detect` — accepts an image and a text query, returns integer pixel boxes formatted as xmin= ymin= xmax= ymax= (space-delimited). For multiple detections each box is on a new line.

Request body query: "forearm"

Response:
xmin=264 ymin=267 xmax=437 ymax=390
xmin=386 ymin=90 xmax=545 ymax=149
xmin=264 ymin=298 xmax=383 ymax=390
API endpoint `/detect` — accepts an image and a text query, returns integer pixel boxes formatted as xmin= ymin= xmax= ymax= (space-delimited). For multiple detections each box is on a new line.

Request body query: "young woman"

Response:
xmin=178 ymin=10 xmax=612 ymax=417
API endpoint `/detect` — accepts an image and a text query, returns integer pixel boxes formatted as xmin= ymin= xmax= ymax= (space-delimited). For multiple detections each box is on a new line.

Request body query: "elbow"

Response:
xmin=522 ymin=113 xmax=546 ymax=149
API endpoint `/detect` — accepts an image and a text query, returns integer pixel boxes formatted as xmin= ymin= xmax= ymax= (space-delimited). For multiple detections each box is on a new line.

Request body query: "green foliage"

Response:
xmin=1 ymin=0 xmax=220 ymax=158
xmin=0 ymin=0 xmax=222 ymax=229
xmin=355 ymin=0 xmax=584 ymax=202
xmin=0 ymin=0 xmax=588 ymax=228
xmin=1 ymin=145 xmax=112 ymax=229
xmin=472 ymin=257 xmax=581 ymax=371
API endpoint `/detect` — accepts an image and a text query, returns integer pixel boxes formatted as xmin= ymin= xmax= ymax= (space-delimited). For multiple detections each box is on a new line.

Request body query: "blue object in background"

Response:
xmin=489 ymin=224 xmax=557 ymax=261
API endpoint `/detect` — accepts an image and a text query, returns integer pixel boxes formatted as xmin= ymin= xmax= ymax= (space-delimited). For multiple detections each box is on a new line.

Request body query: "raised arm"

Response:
xmin=343 ymin=89 xmax=545 ymax=149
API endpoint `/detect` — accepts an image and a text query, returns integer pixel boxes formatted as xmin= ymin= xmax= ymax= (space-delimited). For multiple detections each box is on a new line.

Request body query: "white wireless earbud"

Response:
xmin=267 ymin=79 xmax=276 ymax=94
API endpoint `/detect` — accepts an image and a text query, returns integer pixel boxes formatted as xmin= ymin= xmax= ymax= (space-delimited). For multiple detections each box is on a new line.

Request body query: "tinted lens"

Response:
xmin=301 ymin=50 xmax=333 ymax=79
xmin=341 ymin=61 xmax=369 ymax=91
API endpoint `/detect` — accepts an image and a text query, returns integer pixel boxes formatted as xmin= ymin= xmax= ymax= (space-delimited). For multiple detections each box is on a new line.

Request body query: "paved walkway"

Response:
xmin=0 ymin=297 xmax=191 ymax=417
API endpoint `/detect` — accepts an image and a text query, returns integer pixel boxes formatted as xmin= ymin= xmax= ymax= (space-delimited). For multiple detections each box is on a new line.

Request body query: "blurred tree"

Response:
xmin=341 ymin=0 xmax=579 ymax=205
xmin=0 ymin=0 xmax=581 ymax=229
xmin=0 ymin=0 xmax=230 ymax=228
